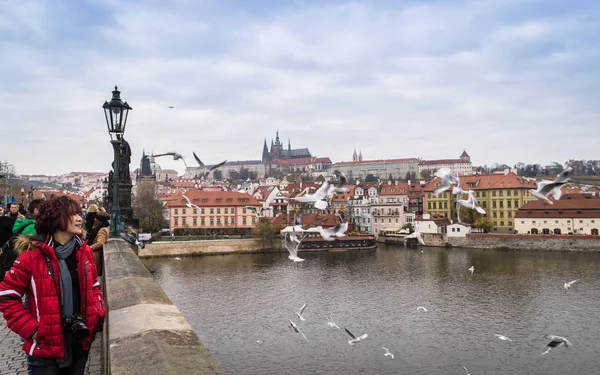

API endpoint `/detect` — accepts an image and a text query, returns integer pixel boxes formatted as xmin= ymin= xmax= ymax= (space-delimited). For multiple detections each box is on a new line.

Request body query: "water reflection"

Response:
xmin=144 ymin=245 xmax=600 ymax=375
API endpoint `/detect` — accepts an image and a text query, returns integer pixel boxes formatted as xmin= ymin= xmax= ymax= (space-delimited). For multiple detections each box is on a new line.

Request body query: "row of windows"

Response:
xmin=174 ymin=207 xmax=250 ymax=215
xmin=173 ymin=216 xmax=257 ymax=226
xmin=493 ymin=221 xmax=513 ymax=227
xmin=520 ymin=220 xmax=595 ymax=224
xmin=374 ymin=218 xmax=400 ymax=223
xmin=427 ymin=190 xmax=530 ymax=199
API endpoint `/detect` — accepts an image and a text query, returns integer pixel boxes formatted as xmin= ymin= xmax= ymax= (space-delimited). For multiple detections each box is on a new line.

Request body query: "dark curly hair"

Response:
xmin=35 ymin=196 xmax=83 ymax=235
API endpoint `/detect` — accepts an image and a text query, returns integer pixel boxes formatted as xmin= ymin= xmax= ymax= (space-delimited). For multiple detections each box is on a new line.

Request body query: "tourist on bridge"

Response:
xmin=0 ymin=196 xmax=105 ymax=375
xmin=87 ymin=211 xmax=110 ymax=276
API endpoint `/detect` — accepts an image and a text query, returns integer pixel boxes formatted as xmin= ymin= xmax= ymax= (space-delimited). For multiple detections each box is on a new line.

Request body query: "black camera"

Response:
xmin=62 ymin=314 xmax=90 ymax=343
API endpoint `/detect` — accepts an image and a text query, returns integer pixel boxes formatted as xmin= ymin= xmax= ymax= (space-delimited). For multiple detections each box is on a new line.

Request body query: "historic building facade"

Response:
xmin=418 ymin=151 xmax=473 ymax=176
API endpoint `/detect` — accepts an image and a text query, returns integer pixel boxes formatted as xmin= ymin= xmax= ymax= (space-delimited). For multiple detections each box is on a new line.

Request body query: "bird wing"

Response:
xmin=313 ymin=182 xmax=331 ymax=200
xmin=182 ymin=194 xmax=192 ymax=205
xmin=208 ymin=160 xmax=228 ymax=171
xmin=567 ymin=279 xmax=578 ymax=286
xmin=192 ymin=152 xmax=205 ymax=167
xmin=462 ymin=365 xmax=469 ymax=374
xmin=552 ymin=188 xmax=563 ymax=201
xmin=416 ymin=232 xmax=425 ymax=246
xmin=555 ymin=167 xmax=573 ymax=183
xmin=284 ymin=235 xmax=298 ymax=258
xmin=344 ymin=327 xmax=357 ymax=340
xmin=119 ymin=232 xmax=136 ymax=245
xmin=245 ymin=206 xmax=258 ymax=213
xmin=537 ymin=181 xmax=565 ymax=196
xmin=298 ymin=303 xmax=307 ymax=316
xmin=382 ymin=347 xmax=389 ymax=353
xmin=153 ymin=152 xmax=175 ymax=158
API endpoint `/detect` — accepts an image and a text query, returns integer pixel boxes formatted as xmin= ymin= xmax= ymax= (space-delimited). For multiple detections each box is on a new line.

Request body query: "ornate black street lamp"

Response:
xmin=103 ymin=86 xmax=132 ymax=237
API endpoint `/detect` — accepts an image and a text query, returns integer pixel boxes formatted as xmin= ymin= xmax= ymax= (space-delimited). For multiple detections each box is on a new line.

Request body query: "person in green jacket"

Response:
xmin=0 ymin=199 xmax=43 ymax=280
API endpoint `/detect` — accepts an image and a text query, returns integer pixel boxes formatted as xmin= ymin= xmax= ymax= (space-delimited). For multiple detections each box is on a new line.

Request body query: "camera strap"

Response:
xmin=45 ymin=255 xmax=64 ymax=315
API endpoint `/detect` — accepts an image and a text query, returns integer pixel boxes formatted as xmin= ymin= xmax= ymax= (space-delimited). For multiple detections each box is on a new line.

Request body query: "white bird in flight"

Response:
xmin=283 ymin=182 xmax=331 ymax=210
xmin=404 ymin=229 xmax=425 ymax=246
xmin=416 ymin=306 xmax=428 ymax=312
xmin=456 ymin=190 xmax=486 ymax=223
xmin=284 ymin=234 xmax=305 ymax=263
xmin=295 ymin=303 xmax=308 ymax=321
xmin=468 ymin=266 xmax=475 ymax=275
xmin=245 ymin=205 xmax=272 ymax=218
xmin=564 ymin=279 xmax=578 ymax=293
xmin=344 ymin=327 xmax=368 ymax=345
xmin=153 ymin=152 xmax=188 ymax=168
xmin=192 ymin=152 xmax=227 ymax=179
xmin=434 ymin=168 xmax=459 ymax=196
xmin=462 ymin=365 xmax=471 ymax=375
xmin=326 ymin=315 xmax=340 ymax=329
xmin=174 ymin=257 xmax=181 ymax=261
xmin=530 ymin=167 xmax=573 ymax=204
xmin=381 ymin=347 xmax=395 ymax=359
xmin=289 ymin=320 xmax=309 ymax=342
xmin=494 ymin=334 xmax=513 ymax=342
xmin=541 ymin=334 xmax=572 ymax=355
xmin=182 ymin=194 xmax=202 ymax=211
xmin=315 ymin=222 xmax=349 ymax=241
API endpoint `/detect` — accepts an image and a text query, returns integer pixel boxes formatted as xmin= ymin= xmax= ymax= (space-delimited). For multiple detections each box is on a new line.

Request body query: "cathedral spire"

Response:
xmin=359 ymin=150 xmax=363 ymax=161
xmin=353 ymin=149 xmax=357 ymax=162
xmin=275 ymin=130 xmax=281 ymax=146
xmin=288 ymin=137 xmax=291 ymax=151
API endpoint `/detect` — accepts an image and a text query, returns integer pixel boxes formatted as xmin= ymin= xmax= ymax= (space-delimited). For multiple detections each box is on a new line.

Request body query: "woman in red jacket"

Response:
xmin=0 ymin=196 xmax=105 ymax=375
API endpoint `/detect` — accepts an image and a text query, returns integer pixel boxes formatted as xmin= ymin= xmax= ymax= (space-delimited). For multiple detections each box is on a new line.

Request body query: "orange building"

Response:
xmin=167 ymin=189 xmax=262 ymax=235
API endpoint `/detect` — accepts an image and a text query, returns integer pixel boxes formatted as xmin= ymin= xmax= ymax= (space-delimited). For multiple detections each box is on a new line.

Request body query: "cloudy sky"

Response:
xmin=1 ymin=0 xmax=599 ymax=176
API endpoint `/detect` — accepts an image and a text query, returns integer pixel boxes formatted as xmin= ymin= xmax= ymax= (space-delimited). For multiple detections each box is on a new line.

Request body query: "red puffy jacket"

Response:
xmin=0 ymin=234 xmax=105 ymax=358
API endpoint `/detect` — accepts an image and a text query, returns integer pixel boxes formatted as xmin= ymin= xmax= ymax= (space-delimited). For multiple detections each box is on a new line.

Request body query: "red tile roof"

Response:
xmin=414 ymin=213 xmax=451 ymax=226
xmin=166 ymin=189 xmax=261 ymax=208
xmin=314 ymin=157 xmax=332 ymax=163
xmin=275 ymin=157 xmax=315 ymax=165
xmin=516 ymin=195 xmax=600 ymax=219
xmin=460 ymin=150 xmax=470 ymax=158
xmin=419 ymin=159 xmax=465 ymax=166
xmin=423 ymin=172 xmax=536 ymax=192
xmin=379 ymin=183 xmax=409 ymax=195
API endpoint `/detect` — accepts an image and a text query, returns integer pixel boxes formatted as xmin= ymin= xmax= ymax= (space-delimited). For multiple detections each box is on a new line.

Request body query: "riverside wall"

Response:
xmin=138 ymin=238 xmax=283 ymax=258
xmin=103 ymin=239 xmax=224 ymax=375
xmin=379 ymin=233 xmax=600 ymax=251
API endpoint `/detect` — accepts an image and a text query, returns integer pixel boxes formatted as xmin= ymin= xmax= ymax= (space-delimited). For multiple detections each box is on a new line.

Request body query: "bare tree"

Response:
xmin=133 ymin=180 xmax=167 ymax=232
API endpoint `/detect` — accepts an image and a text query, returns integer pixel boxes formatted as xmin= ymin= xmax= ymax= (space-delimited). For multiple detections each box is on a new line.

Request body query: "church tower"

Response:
xmin=359 ymin=150 xmax=363 ymax=162
xmin=353 ymin=149 xmax=357 ymax=162
xmin=262 ymin=138 xmax=269 ymax=162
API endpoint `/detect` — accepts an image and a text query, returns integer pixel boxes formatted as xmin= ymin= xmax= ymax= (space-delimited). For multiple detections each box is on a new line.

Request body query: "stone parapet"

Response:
xmin=448 ymin=234 xmax=600 ymax=251
xmin=104 ymin=239 xmax=224 ymax=375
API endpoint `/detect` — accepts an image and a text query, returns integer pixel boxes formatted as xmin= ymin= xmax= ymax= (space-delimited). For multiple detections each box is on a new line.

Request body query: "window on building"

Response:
xmin=476 ymin=192 xmax=480 ymax=197
xmin=507 ymin=201 xmax=511 ymax=208
xmin=389 ymin=219 xmax=392 ymax=223
xmin=579 ymin=220 xmax=583 ymax=223
xmin=210 ymin=208 xmax=214 ymax=214
xmin=216 ymin=208 xmax=220 ymax=214
xmin=507 ymin=190 xmax=511 ymax=196
xmin=500 ymin=221 xmax=504 ymax=226
xmin=492 ymin=191 xmax=496 ymax=197
xmin=231 ymin=217 xmax=235 ymax=224
xmin=174 ymin=218 xmax=178 ymax=225
xmin=242 ymin=208 xmax=246 ymax=214
xmin=452 ymin=228 xmax=455 ymax=232
xmin=494 ymin=221 xmax=497 ymax=226
xmin=216 ymin=217 xmax=221 ymax=224
xmin=174 ymin=208 xmax=179 ymax=214
xmin=193 ymin=217 xmax=197 ymax=225
xmin=500 ymin=212 xmax=504 ymax=218
xmin=433 ymin=202 xmax=437 ymax=209
xmin=182 ymin=209 xmax=187 ymax=215
xmin=193 ymin=208 xmax=197 ymax=214
xmin=457 ymin=227 xmax=461 ymax=232
xmin=555 ymin=220 xmax=559 ymax=223
xmin=482 ymin=192 xmax=486 ymax=197
xmin=428 ymin=202 xmax=431 ymax=209
xmin=493 ymin=212 xmax=497 ymax=218
xmin=224 ymin=217 xmax=228 ymax=224
xmin=499 ymin=201 xmax=504 ymax=208
xmin=201 ymin=218 xmax=205 ymax=225
xmin=499 ymin=191 xmax=503 ymax=197
xmin=514 ymin=200 xmax=518 ymax=208
xmin=243 ymin=217 xmax=246 ymax=225
xmin=210 ymin=218 xmax=214 ymax=225
xmin=201 ymin=208 xmax=205 ymax=214
xmin=508 ymin=212 xmax=512 ymax=218
xmin=521 ymin=221 xmax=524 ymax=224
xmin=493 ymin=201 xmax=497 ymax=208
xmin=444 ymin=202 xmax=448 ymax=209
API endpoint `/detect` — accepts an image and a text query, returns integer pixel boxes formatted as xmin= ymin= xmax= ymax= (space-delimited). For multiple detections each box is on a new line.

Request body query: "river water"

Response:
xmin=143 ymin=245 xmax=600 ymax=375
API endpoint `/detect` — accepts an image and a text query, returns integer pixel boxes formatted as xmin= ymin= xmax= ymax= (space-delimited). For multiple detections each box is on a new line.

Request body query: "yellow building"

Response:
xmin=167 ymin=189 xmax=262 ymax=234
xmin=423 ymin=171 xmax=537 ymax=233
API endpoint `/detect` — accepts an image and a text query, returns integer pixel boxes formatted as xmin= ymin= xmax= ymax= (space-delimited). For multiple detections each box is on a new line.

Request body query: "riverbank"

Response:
xmin=138 ymin=238 xmax=284 ymax=258
xmin=380 ymin=233 xmax=600 ymax=251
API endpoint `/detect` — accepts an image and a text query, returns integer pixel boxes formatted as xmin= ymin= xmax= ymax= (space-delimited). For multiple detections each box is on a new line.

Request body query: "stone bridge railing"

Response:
xmin=102 ymin=239 xmax=224 ymax=374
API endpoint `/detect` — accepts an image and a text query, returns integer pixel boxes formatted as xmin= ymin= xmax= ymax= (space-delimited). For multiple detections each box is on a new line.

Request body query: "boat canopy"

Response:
xmin=280 ymin=225 xmax=321 ymax=235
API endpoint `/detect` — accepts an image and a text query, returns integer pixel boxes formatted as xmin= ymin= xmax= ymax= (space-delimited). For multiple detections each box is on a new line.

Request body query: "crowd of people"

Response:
xmin=0 ymin=197 xmax=107 ymax=375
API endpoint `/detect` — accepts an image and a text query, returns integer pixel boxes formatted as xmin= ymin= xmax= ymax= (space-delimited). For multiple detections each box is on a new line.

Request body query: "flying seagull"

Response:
xmin=541 ymin=334 xmax=572 ymax=355
xmin=326 ymin=315 xmax=340 ymax=329
xmin=462 ymin=365 xmax=471 ymax=375
xmin=174 ymin=257 xmax=182 ymax=261
xmin=456 ymin=190 xmax=486 ymax=220
xmin=245 ymin=205 xmax=272 ymax=217
xmin=119 ymin=232 xmax=145 ymax=249
xmin=530 ymin=166 xmax=573 ymax=204
xmin=153 ymin=152 xmax=188 ymax=168
xmin=326 ymin=170 xmax=350 ymax=197
xmin=494 ymin=334 xmax=513 ymax=342
xmin=283 ymin=181 xmax=331 ymax=210
xmin=434 ymin=168 xmax=459 ymax=196
xmin=564 ymin=279 xmax=578 ymax=293
xmin=295 ymin=303 xmax=308 ymax=321
xmin=344 ymin=327 xmax=368 ymax=345
xmin=416 ymin=306 xmax=428 ymax=312
xmin=284 ymin=234 xmax=305 ymax=263
xmin=468 ymin=266 xmax=474 ymax=275
xmin=182 ymin=194 xmax=202 ymax=211
xmin=167 ymin=106 xmax=174 ymax=108
xmin=192 ymin=152 xmax=228 ymax=178
xmin=315 ymin=222 xmax=348 ymax=241
xmin=289 ymin=320 xmax=309 ymax=342
xmin=404 ymin=229 xmax=425 ymax=246
xmin=381 ymin=347 xmax=395 ymax=359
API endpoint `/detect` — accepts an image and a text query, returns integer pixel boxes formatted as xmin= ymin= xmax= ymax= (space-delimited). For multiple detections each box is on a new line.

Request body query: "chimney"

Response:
xmin=408 ymin=180 xmax=411 ymax=185
xmin=395 ymin=181 xmax=398 ymax=185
